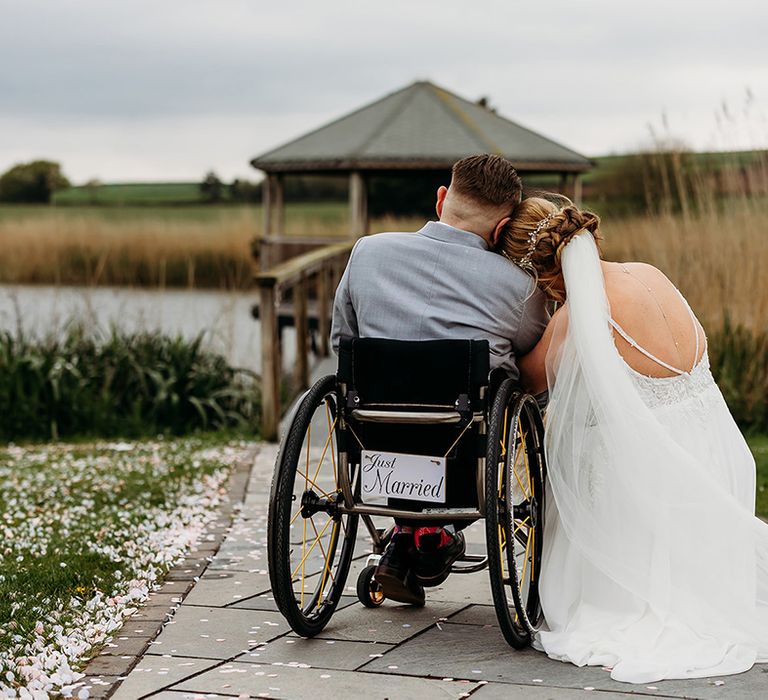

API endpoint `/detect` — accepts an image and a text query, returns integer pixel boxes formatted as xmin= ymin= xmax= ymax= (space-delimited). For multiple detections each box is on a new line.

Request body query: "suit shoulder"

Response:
xmin=353 ymin=230 xmax=422 ymax=252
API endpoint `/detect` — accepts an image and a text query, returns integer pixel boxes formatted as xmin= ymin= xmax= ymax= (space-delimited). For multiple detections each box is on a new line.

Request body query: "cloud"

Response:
xmin=1 ymin=0 xmax=766 ymax=181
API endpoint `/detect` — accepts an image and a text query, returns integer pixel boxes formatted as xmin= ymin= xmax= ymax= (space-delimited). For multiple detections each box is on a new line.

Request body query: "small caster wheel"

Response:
xmin=357 ymin=565 xmax=385 ymax=607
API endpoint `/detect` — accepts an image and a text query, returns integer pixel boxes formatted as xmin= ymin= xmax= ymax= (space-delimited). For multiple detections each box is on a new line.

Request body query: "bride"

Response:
xmin=500 ymin=195 xmax=768 ymax=683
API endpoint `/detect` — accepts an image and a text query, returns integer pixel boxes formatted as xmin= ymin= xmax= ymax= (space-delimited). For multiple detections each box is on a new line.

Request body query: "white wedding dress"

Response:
xmin=536 ymin=233 xmax=768 ymax=683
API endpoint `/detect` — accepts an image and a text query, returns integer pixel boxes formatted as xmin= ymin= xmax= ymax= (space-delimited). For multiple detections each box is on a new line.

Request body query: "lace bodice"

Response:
xmin=625 ymin=353 xmax=716 ymax=408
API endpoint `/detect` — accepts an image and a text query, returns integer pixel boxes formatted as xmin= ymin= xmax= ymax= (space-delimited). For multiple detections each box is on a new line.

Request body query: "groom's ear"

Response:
xmin=489 ymin=216 xmax=511 ymax=249
xmin=435 ymin=186 xmax=448 ymax=218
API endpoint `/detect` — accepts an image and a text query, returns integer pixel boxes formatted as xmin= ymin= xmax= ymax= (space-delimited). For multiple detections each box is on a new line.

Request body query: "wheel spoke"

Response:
xmin=512 ymin=426 xmax=531 ymax=500
xmin=521 ymin=422 xmax=533 ymax=496
xmin=326 ymin=402 xmax=338 ymax=484
xmin=291 ymin=516 xmax=334 ymax=580
xmin=301 ymin=517 xmax=307 ymax=607
xmin=311 ymin=517 xmax=338 ymax=604
xmin=297 ymin=473 xmax=333 ymax=500
xmin=520 ymin=522 xmax=532 ymax=589
xmin=500 ymin=407 xmax=509 ymax=457
xmin=310 ymin=415 xmax=338 ymax=486
xmin=513 ymin=516 xmax=530 ymax=537
xmin=498 ymin=525 xmax=507 ymax=578
xmin=511 ymin=448 xmax=529 ymax=500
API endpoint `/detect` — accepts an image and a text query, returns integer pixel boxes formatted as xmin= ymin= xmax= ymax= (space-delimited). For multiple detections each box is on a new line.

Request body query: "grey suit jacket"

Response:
xmin=331 ymin=221 xmax=549 ymax=383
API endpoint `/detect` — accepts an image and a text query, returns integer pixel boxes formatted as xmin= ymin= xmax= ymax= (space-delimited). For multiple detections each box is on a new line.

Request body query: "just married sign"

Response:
xmin=360 ymin=450 xmax=446 ymax=505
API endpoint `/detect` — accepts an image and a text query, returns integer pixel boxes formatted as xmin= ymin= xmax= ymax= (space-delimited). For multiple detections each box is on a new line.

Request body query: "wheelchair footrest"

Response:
xmin=451 ymin=552 xmax=487 ymax=574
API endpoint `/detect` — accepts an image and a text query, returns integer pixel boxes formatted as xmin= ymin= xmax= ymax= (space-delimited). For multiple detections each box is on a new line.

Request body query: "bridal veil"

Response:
xmin=537 ymin=232 xmax=768 ymax=682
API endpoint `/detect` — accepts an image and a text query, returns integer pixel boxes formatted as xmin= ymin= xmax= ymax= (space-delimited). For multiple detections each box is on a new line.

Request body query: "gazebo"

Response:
xmin=251 ymin=79 xmax=592 ymax=241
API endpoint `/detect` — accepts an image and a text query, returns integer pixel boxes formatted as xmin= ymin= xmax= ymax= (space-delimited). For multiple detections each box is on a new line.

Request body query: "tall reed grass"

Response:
xmin=600 ymin=203 xmax=768 ymax=333
xmin=596 ymin=150 xmax=768 ymax=433
xmin=0 ymin=203 xmax=350 ymax=289
xmin=0 ymin=326 xmax=259 ymax=440
xmin=708 ymin=319 xmax=768 ymax=433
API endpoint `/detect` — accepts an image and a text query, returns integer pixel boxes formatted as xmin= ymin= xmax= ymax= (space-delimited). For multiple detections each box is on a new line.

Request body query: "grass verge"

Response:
xmin=0 ymin=436 xmax=249 ymax=698
xmin=749 ymin=434 xmax=768 ymax=519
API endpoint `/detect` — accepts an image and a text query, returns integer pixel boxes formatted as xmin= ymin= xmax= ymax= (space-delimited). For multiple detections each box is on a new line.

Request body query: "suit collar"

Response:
xmin=418 ymin=221 xmax=489 ymax=251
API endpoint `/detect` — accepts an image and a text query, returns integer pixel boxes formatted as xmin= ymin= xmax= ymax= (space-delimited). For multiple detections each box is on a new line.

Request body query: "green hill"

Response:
xmin=53 ymin=182 xmax=204 ymax=206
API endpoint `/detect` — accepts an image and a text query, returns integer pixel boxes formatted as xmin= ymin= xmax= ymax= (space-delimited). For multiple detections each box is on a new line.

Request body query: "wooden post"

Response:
xmin=317 ymin=265 xmax=331 ymax=357
xmin=349 ymin=171 xmax=368 ymax=237
xmin=261 ymin=175 xmax=272 ymax=238
xmin=573 ymin=174 xmax=583 ymax=206
xmin=273 ymin=175 xmax=285 ymax=235
xmin=294 ymin=273 xmax=309 ymax=391
xmin=260 ymin=283 xmax=281 ymax=442
xmin=558 ymin=172 xmax=568 ymax=197
xmin=330 ymin=257 xmax=344 ymax=295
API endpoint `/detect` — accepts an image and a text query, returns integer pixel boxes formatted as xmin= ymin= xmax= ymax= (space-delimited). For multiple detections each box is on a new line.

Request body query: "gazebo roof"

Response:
xmin=251 ymin=80 xmax=592 ymax=174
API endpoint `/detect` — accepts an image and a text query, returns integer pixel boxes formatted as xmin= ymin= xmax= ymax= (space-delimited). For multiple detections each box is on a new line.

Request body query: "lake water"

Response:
xmin=0 ymin=285 xmax=297 ymax=374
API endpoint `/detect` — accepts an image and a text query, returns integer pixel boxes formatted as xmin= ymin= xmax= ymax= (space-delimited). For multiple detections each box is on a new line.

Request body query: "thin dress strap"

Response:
xmin=674 ymin=286 xmax=702 ymax=366
xmin=609 ymin=318 xmax=687 ymax=376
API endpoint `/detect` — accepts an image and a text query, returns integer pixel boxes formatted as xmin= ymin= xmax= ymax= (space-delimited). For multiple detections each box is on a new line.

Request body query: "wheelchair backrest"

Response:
xmin=336 ymin=337 xmax=490 ymax=410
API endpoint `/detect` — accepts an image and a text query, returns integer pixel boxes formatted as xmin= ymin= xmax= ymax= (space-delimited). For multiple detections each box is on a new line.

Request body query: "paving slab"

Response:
xmin=150 ymin=605 xmax=288 ymax=659
xmin=172 ymin=662 xmax=480 ymax=699
xmin=312 ymin=600 xmax=464 ymax=643
xmin=232 ymin=592 xmax=358 ymax=614
xmin=446 ymin=604 xmax=499 ymax=626
xmin=181 ymin=569 xmax=272 ymax=607
xmin=237 ymin=635 xmax=396 ymax=670
xmin=85 ymin=653 xmax=138 ymax=677
xmin=78 ymin=675 xmax=124 ymax=700
xmin=110 ymin=655 xmax=221 ymax=700
xmin=470 ymin=683 xmax=651 ymax=699
xmin=133 ymin=693 xmax=230 ymax=699
xmin=424 ymin=570 xmax=495 ymax=605
xmin=361 ymin=621 xmax=764 ymax=699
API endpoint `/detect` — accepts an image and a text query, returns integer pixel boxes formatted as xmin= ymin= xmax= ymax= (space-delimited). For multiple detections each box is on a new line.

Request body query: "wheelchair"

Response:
xmin=267 ymin=337 xmax=547 ymax=648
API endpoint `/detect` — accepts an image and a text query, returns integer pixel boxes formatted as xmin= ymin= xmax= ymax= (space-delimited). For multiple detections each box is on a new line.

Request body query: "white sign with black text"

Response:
xmin=360 ymin=450 xmax=446 ymax=505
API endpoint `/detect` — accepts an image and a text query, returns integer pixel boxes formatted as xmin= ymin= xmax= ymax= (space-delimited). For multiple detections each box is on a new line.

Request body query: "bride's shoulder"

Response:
xmin=605 ymin=261 xmax=672 ymax=286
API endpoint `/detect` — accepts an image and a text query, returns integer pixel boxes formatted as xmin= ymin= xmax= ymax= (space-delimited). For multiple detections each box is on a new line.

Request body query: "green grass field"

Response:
xmin=0 ymin=202 xmax=259 ymax=224
xmin=750 ymin=434 xmax=768 ymax=518
xmin=0 ymin=200 xmax=349 ymax=227
xmin=53 ymin=181 xmax=203 ymax=206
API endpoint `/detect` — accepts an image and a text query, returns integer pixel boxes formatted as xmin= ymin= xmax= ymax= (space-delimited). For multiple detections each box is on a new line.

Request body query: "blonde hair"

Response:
xmin=501 ymin=194 xmax=602 ymax=302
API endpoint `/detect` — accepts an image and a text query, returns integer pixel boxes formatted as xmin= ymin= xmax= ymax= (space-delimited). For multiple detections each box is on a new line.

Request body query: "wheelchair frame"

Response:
xmin=267 ymin=338 xmax=547 ymax=648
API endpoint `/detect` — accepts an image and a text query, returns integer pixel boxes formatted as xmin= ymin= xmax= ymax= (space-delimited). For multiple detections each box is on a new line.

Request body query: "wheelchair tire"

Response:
xmin=357 ymin=565 xmax=385 ymax=608
xmin=268 ymin=374 xmax=359 ymax=637
xmin=485 ymin=379 xmax=546 ymax=649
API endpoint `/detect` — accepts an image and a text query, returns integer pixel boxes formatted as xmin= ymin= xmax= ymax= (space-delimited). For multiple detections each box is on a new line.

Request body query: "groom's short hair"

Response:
xmin=451 ymin=154 xmax=522 ymax=212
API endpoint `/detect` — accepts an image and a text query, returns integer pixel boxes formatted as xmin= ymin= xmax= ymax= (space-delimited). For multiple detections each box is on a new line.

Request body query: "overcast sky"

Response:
xmin=1 ymin=0 xmax=766 ymax=184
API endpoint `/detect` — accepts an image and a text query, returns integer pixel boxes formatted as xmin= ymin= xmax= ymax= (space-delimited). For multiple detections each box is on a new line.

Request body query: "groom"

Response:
xmin=331 ymin=154 xmax=548 ymax=604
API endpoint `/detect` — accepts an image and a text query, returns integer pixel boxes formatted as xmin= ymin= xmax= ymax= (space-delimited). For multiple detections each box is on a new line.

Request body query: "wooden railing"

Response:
xmin=255 ymin=235 xmax=350 ymax=271
xmin=255 ymin=242 xmax=354 ymax=441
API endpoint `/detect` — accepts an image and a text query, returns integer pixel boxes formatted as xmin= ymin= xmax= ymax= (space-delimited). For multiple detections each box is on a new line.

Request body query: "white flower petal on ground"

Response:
xmin=0 ymin=438 xmax=249 ymax=698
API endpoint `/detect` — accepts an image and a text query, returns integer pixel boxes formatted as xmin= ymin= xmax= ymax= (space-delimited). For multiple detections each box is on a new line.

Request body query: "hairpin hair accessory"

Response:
xmin=517 ymin=210 xmax=558 ymax=267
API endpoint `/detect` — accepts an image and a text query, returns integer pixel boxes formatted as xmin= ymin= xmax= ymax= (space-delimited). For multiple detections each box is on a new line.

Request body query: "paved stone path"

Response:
xmin=101 ymin=439 xmax=767 ymax=700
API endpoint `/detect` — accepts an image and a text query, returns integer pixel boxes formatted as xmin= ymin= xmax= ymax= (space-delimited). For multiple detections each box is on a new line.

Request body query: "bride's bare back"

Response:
xmin=602 ymin=261 xmax=706 ymax=378
xmin=518 ymin=260 xmax=707 ymax=394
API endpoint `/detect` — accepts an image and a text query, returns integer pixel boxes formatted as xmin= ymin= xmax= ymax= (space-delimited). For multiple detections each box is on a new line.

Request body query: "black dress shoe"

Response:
xmin=412 ymin=527 xmax=466 ymax=587
xmin=374 ymin=531 xmax=425 ymax=606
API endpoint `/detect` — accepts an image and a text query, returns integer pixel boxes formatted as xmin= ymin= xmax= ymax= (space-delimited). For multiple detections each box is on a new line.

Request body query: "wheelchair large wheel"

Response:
xmin=485 ymin=379 xmax=546 ymax=648
xmin=268 ymin=374 xmax=359 ymax=637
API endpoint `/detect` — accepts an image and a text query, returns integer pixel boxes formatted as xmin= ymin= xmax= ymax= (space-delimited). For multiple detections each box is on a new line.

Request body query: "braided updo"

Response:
xmin=500 ymin=195 xmax=602 ymax=302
